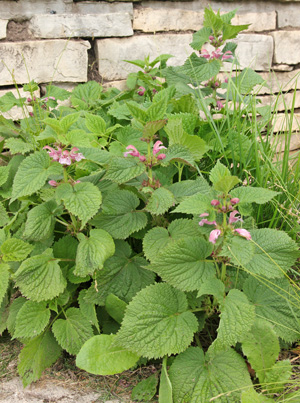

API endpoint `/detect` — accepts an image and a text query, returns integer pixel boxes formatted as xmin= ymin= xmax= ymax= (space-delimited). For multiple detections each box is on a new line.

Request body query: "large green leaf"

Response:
xmin=149 ymin=237 xmax=215 ymax=292
xmin=0 ymin=202 xmax=9 ymax=227
xmin=6 ymin=297 xmax=27 ymax=337
xmin=76 ymin=334 xmax=140 ymax=375
xmin=116 ymin=283 xmax=198 ymax=359
xmin=241 ymin=319 xmax=280 ymax=383
xmin=0 ymin=264 xmax=9 ymax=305
xmin=91 ymin=189 xmax=147 ymax=239
xmin=23 ymin=200 xmax=60 ymax=241
xmin=14 ymin=300 xmax=51 ymax=340
xmin=143 ymin=219 xmax=200 ymax=262
xmin=230 ymin=187 xmax=280 ymax=205
xmin=105 ymin=157 xmax=146 ymax=184
xmin=264 ymin=360 xmax=292 ymax=394
xmin=243 ymin=229 xmax=299 ymax=278
xmin=78 ymin=289 xmax=100 ymax=332
xmin=0 ymin=165 xmax=10 ymax=186
xmin=180 ymin=53 xmax=221 ymax=83
xmin=56 ymin=182 xmax=102 ymax=227
xmin=52 ymin=307 xmax=93 ymax=355
xmin=74 ymin=229 xmax=115 ymax=276
xmin=243 ymin=277 xmax=300 ymax=342
xmin=190 ymin=27 xmax=212 ymax=51
xmin=217 ymin=289 xmax=255 ymax=347
xmin=85 ymin=240 xmax=155 ymax=305
xmin=18 ymin=330 xmax=62 ymax=387
xmin=146 ymin=187 xmax=176 ymax=215
xmin=169 ymin=347 xmax=252 ymax=403
xmin=5 ymin=138 xmax=34 ymax=155
xmin=168 ymin=177 xmax=211 ymax=203
xmin=11 ymin=151 xmax=63 ymax=201
xmin=173 ymin=193 xmax=213 ymax=215
xmin=1 ymin=238 xmax=33 ymax=262
xmin=14 ymin=251 xmax=67 ymax=302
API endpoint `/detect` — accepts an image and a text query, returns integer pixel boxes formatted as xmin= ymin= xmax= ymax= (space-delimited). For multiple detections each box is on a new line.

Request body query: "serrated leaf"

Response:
xmin=92 ymin=190 xmax=147 ymax=239
xmin=168 ymin=178 xmax=211 ymax=203
xmin=116 ymin=283 xmax=198 ymax=359
xmin=75 ymin=229 xmax=115 ymax=276
xmin=11 ymin=151 xmax=63 ymax=201
xmin=230 ymin=186 xmax=280 ymax=205
xmin=0 ymin=165 xmax=10 ymax=186
xmin=264 ymin=360 xmax=292 ymax=394
xmin=169 ymin=347 xmax=252 ymax=403
xmin=23 ymin=200 xmax=59 ymax=241
xmin=85 ymin=241 xmax=155 ymax=305
xmin=149 ymin=237 xmax=215 ymax=292
xmin=0 ymin=202 xmax=9 ymax=227
xmin=78 ymin=289 xmax=99 ymax=332
xmin=85 ymin=113 xmax=106 ymax=134
xmin=147 ymin=95 xmax=168 ymax=121
xmin=0 ymin=264 xmax=9 ymax=306
xmin=146 ymin=187 xmax=175 ymax=215
xmin=241 ymin=319 xmax=280 ymax=383
xmin=162 ymin=144 xmax=195 ymax=167
xmin=7 ymin=297 xmax=27 ymax=337
xmin=180 ymin=53 xmax=221 ymax=83
xmin=126 ymin=101 xmax=148 ymax=123
xmin=143 ymin=120 xmax=167 ymax=139
xmin=105 ymin=294 xmax=127 ymax=324
xmin=132 ymin=374 xmax=158 ymax=402
xmin=222 ymin=235 xmax=256 ymax=266
xmin=223 ymin=23 xmax=250 ymax=41
xmin=173 ymin=192 xmax=213 ymax=215
xmin=143 ymin=219 xmax=200 ymax=262
xmin=243 ymin=276 xmax=300 ymax=342
xmin=190 ymin=27 xmax=212 ymax=51
xmin=53 ymin=235 xmax=78 ymax=265
xmin=105 ymin=157 xmax=146 ymax=184
xmin=197 ymin=278 xmax=225 ymax=302
xmin=14 ymin=301 xmax=51 ymax=340
xmin=56 ymin=182 xmax=102 ymax=227
xmin=18 ymin=330 xmax=61 ymax=387
xmin=14 ymin=252 xmax=67 ymax=302
xmin=217 ymin=289 xmax=255 ymax=347
xmin=4 ymin=138 xmax=34 ymax=155
xmin=1 ymin=238 xmax=33 ymax=262
xmin=52 ymin=308 xmax=93 ymax=355
xmin=243 ymin=229 xmax=300 ymax=278
xmin=241 ymin=388 xmax=274 ymax=403
xmin=76 ymin=334 xmax=140 ymax=375
xmin=214 ymin=175 xmax=240 ymax=194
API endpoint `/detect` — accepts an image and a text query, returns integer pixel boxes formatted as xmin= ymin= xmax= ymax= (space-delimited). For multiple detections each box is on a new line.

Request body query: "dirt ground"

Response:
xmin=0 ymin=377 xmax=122 ymax=403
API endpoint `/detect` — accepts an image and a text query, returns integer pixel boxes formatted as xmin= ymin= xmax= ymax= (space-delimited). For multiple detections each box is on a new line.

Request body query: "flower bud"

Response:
xmin=230 ymin=198 xmax=240 ymax=205
xmin=48 ymin=180 xmax=58 ymax=187
xmin=211 ymin=199 xmax=220 ymax=206
xmin=137 ymin=86 xmax=145 ymax=96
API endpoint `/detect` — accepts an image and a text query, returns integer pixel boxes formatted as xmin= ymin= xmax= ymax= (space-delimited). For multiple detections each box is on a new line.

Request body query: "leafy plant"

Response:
xmin=0 ymin=6 xmax=300 ymax=403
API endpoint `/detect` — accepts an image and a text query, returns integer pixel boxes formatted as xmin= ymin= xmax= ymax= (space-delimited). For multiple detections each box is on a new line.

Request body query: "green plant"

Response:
xmin=0 ymin=6 xmax=300 ymax=403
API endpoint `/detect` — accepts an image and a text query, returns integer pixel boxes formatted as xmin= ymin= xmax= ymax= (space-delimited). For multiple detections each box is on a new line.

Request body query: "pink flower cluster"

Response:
xmin=199 ymin=197 xmax=252 ymax=244
xmin=200 ymin=48 xmax=233 ymax=62
xmin=124 ymin=141 xmax=167 ymax=162
xmin=43 ymin=146 xmax=85 ymax=166
xmin=48 ymin=179 xmax=80 ymax=187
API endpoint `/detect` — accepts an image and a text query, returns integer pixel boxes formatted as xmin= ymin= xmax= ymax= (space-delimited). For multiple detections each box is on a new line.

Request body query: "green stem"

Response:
xmin=178 ymin=163 xmax=184 ymax=182
xmin=195 ymin=333 xmax=202 ymax=348
xmin=63 ymin=168 xmax=68 ymax=183
xmin=221 ymin=262 xmax=227 ymax=282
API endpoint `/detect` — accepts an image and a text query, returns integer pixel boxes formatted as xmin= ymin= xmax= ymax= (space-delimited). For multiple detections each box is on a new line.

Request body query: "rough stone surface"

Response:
xmin=272 ymin=31 xmax=300 ymax=65
xmin=133 ymin=8 xmax=204 ymax=32
xmin=273 ymin=132 xmax=300 ymax=152
xmin=258 ymin=91 xmax=300 ymax=112
xmin=103 ymin=80 xmax=128 ymax=91
xmin=234 ymin=34 xmax=273 ymax=71
xmin=29 ymin=13 xmax=133 ymax=39
xmin=257 ymin=70 xmax=300 ymax=95
xmin=278 ymin=6 xmax=300 ymax=27
xmin=272 ymin=113 xmax=300 ymax=133
xmin=0 ymin=87 xmax=40 ymax=120
xmin=96 ymin=34 xmax=193 ymax=81
xmin=0 ymin=19 xmax=8 ymax=39
xmin=231 ymin=12 xmax=276 ymax=32
xmin=0 ymin=40 xmax=90 ymax=85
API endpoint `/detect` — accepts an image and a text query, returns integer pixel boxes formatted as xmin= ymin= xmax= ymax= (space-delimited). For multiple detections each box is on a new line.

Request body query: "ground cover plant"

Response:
xmin=1 ymin=6 xmax=300 ymax=402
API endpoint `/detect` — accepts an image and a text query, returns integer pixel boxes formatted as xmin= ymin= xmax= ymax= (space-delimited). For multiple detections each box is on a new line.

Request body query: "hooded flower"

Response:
xmin=153 ymin=141 xmax=167 ymax=155
xmin=124 ymin=145 xmax=141 ymax=158
xmin=228 ymin=210 xmax=243 ymax=224
xmin=234 ymin=228 xmax=252 ymax=240
xmin=209 ymin=229 xmax=221 ymax=244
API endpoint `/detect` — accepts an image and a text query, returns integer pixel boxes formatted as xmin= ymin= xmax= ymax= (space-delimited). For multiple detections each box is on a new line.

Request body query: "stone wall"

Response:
xmin=1 ymin=0 xmax=300 ymax=140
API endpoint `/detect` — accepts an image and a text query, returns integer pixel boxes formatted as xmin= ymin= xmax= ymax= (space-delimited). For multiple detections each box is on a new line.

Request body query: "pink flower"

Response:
xmin=209 ymin=36 xmax=215 ymax=41
xmin=211 ymin=48 xmax=223 ymax=60
xmin=228 ymin=210 xmax=243 ymax=224
xmin=199 ymin=219 xmax=217 ymax=227
xmin=139 ymin=155 xmax=146 ymax=162
xmin=211 ymin=199 xmax=220 ymax=206
xmin=124 ymin=145 xmax=141 ymax=158
xmin=216 ymin=100 xmax=224 ymax=110
xmin=157 ymin=153 xmax=166 ymax=160
xmin=199 ymin=213 xmax=209 ymax=217
xmin=153 ymin=141 xmax=167 ymax=156
xmin=29 ymin=112 xmax=34 ymax=117
xmin=70 ymin=147 xmax=85 ymax=162
xmin=137 ymin=86 xmax=145 ymax=96
xmin=222 ymin=51 xmax=233 ymax=61
xmin=225 ymin=77 xmax=229 ymax=84
xmin=200 ymin=49 xmax=210 ymax=59
xmin=230 ymin=198 xmax=240 ymax=205
xmin=48 ymin=180 xmax=58 ymax=187
xmin=59 ymin=150 xmax=72 ymax=166
xmin=43 ymin=146 xmax=60 ymax=161
xmin=209 ymin=229 xmax=221 ymax=244
xmin=235 ymin=228 xmax=252 ymax=240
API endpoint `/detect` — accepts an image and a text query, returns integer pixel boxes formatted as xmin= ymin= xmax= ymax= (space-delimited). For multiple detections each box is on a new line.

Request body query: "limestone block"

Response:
xmin=258 ymin=91 xmax=300 ymax=112
xmin=273 ymin=132 xmax=300 ymax=153
xmin=272 ymin=31 xmax=300 ymax=65
xmin=257 ymin=70 xmax=300 ymax=95
xmin=231 ymin=12 xmax=276 ymax=32
xmin=70 ymin=2 xmax=133 ymax=16
xmin=234 ymin=34 xmax=273 ymax=71
xmin=29 ymin=13 xmax=133 ymax=39
xmin=0 ymin=19 xmax=8 ymax=39
xmin=0 ymin=40 xmax=90 ymax=86
xmin=133 ymin=8 xmax=204 ymax=32
xmin=272 ymin=113 xmax=300 ymax=133
xmin=278 ymin=6 xmax=300 ymax=28
xmin=0 ymin=87 xmax=40 ymax=120
xmin=95 ymin=34 xmax=193 ymax=81
xmin=103 ymin=80 xmax=128 ymax=91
